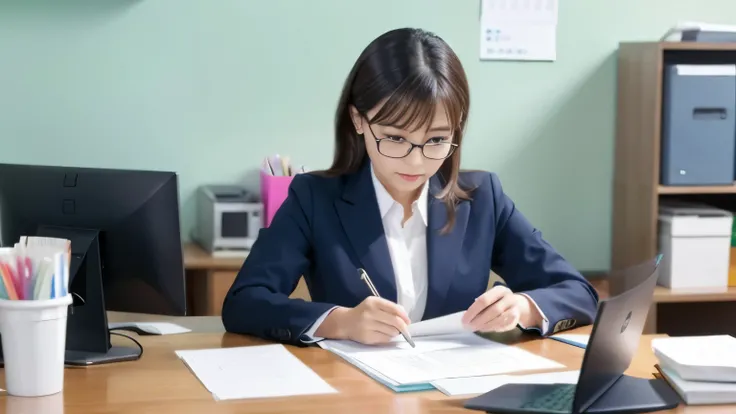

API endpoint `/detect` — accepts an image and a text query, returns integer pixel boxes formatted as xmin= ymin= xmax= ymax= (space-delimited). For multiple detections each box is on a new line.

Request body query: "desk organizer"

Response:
xmin=260 ymin=170 xmax=293 ymax=227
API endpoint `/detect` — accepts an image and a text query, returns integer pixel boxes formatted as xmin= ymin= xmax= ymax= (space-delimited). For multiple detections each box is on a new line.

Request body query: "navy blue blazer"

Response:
xmin=221 ymin=161 xmax=599 ymax=345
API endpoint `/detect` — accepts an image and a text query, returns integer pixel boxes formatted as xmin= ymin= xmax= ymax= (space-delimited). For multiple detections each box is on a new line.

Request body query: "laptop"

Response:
xmin=464 ymin=256 xmax=681 ymax=414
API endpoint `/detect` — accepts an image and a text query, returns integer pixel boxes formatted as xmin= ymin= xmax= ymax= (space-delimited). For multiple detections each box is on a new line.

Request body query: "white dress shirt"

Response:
xmin=301 ymin=165 xmax=548 ymax=342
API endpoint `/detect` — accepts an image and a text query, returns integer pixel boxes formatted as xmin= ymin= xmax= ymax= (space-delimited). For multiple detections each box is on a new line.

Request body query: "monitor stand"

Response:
xmin=27 ymin=226 xmax=140 ymax=366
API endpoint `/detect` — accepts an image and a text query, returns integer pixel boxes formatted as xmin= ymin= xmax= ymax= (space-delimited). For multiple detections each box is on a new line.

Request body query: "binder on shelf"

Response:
xmin=660 ymin=64 xmax=736 ymax=186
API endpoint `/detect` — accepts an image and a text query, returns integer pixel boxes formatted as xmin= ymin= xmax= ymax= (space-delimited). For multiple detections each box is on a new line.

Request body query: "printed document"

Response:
xmin=319 ymin=311 xmax=565 ymax=389
xmin=351 ymin=341 xmax=564 ymax=385
xmin=176 ymin=344 xmax=337 ymax=400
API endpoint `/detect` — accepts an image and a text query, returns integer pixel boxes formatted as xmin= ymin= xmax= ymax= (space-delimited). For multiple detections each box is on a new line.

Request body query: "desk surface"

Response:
xmin=0 ymin=315 xmax=724 ymax=414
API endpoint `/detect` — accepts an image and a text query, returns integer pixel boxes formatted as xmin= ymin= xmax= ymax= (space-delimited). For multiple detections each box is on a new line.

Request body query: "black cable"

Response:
xmin=109 ymin=330 xmax=144 ymax=360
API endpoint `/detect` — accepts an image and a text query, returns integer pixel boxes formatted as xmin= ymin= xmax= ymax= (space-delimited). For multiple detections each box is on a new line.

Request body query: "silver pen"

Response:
xmin=358 ymin=268 xmax=415 ymax=348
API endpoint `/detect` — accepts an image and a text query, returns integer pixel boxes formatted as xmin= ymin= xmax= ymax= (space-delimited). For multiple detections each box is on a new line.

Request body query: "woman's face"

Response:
xmin=350 ymin=103 xmax=454 ymax=199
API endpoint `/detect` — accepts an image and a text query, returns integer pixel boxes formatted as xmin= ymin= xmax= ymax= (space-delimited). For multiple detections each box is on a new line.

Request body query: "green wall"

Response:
xmin=2 ymin=0 xmax=736 ymax=271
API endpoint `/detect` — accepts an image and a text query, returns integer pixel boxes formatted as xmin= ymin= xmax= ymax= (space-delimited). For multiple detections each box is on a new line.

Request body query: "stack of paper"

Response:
xmin=652 ymin=335 xmax=736 ymax=405
xmin=176 ymin=344 xmax=337 ymax=400
xmin=319 ymin=311 xmax=565 ymax=392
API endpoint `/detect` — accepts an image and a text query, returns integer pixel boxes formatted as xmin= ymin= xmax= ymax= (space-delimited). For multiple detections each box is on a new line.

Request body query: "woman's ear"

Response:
xmin=349 ymin=105 xmax=363 ymax=135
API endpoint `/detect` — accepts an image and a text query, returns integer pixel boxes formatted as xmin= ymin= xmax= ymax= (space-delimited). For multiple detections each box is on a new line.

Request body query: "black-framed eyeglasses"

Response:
xmin=365 ymin=121 xmax=458 ymax=160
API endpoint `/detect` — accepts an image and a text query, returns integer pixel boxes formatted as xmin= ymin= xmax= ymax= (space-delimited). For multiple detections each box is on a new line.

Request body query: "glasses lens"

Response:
xmin=423 ymin=143 xmax=453 ymax=159
xmin=378 ymin=140 xmax=412 ymax=158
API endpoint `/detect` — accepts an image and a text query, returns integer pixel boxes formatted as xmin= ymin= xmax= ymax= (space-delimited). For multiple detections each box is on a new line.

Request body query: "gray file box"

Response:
xmin=661 ymin=64 xmax=736 ymax=186
xmin=680 ymin=30 xmax=736 ymax=43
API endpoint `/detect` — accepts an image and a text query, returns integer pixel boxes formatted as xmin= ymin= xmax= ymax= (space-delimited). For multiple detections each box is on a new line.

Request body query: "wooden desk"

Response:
xmin=0 ymin=320 xmax=724 ymax=413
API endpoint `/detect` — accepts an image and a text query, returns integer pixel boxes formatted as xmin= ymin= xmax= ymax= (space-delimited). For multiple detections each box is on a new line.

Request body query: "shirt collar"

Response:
xmin=370 ymin=163 xmax=429 ymax=225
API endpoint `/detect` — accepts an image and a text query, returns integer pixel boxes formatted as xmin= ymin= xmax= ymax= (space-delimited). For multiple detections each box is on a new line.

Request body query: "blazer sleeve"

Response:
xmin=487 ymin=172 xmax=599 ymax=335
xmin=221 ymin=174 xmax=335 ymax=345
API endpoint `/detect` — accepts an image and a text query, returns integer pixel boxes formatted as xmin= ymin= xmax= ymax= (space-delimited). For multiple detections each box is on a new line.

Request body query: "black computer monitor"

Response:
xmin=0 ymin=163 xmax=187 ymax=365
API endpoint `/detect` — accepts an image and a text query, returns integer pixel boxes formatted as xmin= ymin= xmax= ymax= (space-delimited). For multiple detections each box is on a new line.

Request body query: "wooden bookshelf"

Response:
xmin=611 ymin=41 xmax=736 ymax=336
xmin=653 ymin=286 xmax=736 ymax=303
xmin=659 ymin=41 xmax=736 ymax=51
xmin=658 ymin=183 xmax=736 ymax=194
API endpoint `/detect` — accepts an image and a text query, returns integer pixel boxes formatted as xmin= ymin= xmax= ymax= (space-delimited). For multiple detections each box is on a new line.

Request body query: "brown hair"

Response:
xmin=324 ymin=27 xmax=472 ymax=232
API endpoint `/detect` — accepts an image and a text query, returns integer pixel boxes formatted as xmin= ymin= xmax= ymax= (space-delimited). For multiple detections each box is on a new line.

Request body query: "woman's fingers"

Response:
xmin=462 ymin=286 xmax=508 ymax=326
xmin=469 ymin=293 xmax=516 ymax=331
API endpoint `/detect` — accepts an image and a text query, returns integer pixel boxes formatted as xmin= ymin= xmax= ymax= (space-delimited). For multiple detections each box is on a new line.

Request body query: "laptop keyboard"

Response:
xmin=520 ymin=384 xmax=576 ymax=413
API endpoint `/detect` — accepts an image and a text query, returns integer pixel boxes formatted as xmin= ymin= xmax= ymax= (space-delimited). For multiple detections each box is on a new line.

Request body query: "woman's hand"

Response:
xmin=315 ymin=297 xmax=411 ymax=344
xmin=461 ymin=285 xmax=541 ymax=332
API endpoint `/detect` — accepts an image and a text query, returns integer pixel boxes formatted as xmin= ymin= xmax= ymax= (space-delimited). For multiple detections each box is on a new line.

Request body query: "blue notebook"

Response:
xmin=550 ymin=334 xmax=589 ymax=349
xmin=365 ymin=371 xmax=435 ymax=393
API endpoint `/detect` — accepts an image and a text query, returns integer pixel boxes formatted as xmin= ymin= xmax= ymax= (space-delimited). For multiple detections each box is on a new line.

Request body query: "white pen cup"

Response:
xmin=5 ymin=391 xmax=64 ymax=414
xmin=0 ymin=294 xmax=72 ymax=397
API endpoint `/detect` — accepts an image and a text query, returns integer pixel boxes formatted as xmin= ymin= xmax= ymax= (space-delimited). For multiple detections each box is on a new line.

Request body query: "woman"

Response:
xmin=222 ymin=28 xmax=598 ymax=346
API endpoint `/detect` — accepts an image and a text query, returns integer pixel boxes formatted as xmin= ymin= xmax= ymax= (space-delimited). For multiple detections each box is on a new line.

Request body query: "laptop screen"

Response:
xmin=572 ymin=257 xmax=661 ymax=412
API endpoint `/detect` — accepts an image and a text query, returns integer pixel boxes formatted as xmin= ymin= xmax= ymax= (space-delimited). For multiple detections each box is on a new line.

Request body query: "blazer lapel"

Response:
xmin=424 ymin=175 xmax=469 ymax=320
xmin=334 ymin=162 xmax=398 ymax=303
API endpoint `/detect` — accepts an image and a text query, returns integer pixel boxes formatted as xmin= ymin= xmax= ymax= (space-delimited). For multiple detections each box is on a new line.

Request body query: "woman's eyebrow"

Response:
xmin=380 ymin=125 xmax=452 ymax=133
xmin=427 ymin=125 xmax=452 ymax=133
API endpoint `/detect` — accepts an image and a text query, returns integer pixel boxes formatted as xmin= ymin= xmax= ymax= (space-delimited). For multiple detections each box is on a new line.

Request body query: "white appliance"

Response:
xmin=193 ymin=185 xmax=262 ymax=256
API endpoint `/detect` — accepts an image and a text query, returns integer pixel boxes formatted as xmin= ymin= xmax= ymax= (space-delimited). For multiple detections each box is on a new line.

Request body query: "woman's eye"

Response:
xmin=428 ymin=137 xmax=448 ymax=144
xmin=386 ymin=136 xmax=404 ymax=142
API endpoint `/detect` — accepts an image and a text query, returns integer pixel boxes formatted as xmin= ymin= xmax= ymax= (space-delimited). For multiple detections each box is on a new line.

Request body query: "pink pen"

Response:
xmin=14 ymin=258 xmax=24 ymax=300
xmin=14 ymin=258 xmax=26 ymax=300
xmin=22 ymin=257 xmax=32 ymax=300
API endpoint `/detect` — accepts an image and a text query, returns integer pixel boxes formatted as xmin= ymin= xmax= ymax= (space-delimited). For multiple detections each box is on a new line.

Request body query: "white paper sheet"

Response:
xmin=651 ymin=335 xmax=736 ymax=368
xmin=433 ymin=370 xmax=580 ymax=396
xmin=175 ymin=344 xmax=337 ymax=400
xmin=480 ymin=0 xmax=558 ymax=61
xmin=349 ymin=338 xmax=565 ymax=385
xmin=320 ymin=331 xmax=489 ymax=355
xmin=407 ymin=311 xmax=468 ymax=337
xmin=318 ymin=332 xmax=496 ymax=391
